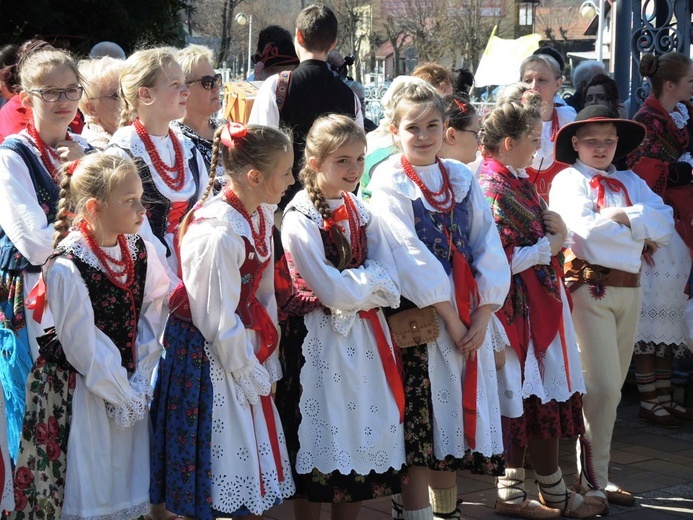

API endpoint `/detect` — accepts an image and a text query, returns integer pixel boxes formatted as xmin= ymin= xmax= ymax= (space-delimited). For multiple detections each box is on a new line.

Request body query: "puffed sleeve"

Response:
xmin=181 ymin=220 xmax=271 ymax=405
xmin=368 ymin=186 xmax=453 ymax=308
xmin=549 ymin=169 xmax=674 ymax=272
xmin=281 ymin=209 xmax=399 ymax=336
xmin=0 ymin=148 xmax=54 ymax=266
xmin=46 ymin=258 xmax=150 ymax=429
xmin=465 ymin=179 xmax=511 ymax=310
xmin=247 ymin=75 xmax=280 ymax=127
xmin=135 ymin=240 xmax=168 ymax=384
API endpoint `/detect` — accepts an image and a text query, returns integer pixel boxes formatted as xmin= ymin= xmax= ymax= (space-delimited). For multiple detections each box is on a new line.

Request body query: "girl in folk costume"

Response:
xmin=626 ymin=52 xmax=693 ymax=427
xmin=107 ymin=47 xmax=208 ymax=289
xmin=0 ymin=48 xmax=89 ymax=462
xmin=438 ymin=95 xmax=482 ymax=173
xmin=150 ymin=122 xmax=296 ymax=520
xmin=368 ymin=84 xmax=511 ymax=520
xmin=11 ymin=153 xmax=168 ymax=519
xmin=477 ymin=87 xmax=602 ymax=519
xmin=519 ymin=54 xmax=575 ymax=201
xmin=275 ymin=114 xmax=405 ymax=520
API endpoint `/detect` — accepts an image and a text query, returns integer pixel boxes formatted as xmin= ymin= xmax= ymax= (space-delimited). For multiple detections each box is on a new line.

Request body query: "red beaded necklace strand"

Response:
xmin=78 ymin=221 xmax=135 ymax=289
xmin=27 ymin=121 xmax=71 ymax=181
xmin=223 ymin=186 xmax=269 ymax=257
xmin=401 ymin=155 xmax=455 ymax=212
xmin=341 ymin=193 xmax=363 ymax=263
xmin=133 ymin=119 xmax=186 ymax=191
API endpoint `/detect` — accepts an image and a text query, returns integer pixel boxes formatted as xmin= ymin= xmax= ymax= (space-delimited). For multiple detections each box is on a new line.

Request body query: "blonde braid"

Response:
xmin=302 ymin=168 xmax=352 ymax=271
xmin=53 ymin=170 xmax=74 ymax=248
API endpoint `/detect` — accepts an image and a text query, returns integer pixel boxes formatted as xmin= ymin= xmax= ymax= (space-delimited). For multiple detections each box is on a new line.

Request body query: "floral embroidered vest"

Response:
xmin=0 ymin=138 xmax=60 ymax=273
xmin=62 ymin=236 xmax=147 ymax=373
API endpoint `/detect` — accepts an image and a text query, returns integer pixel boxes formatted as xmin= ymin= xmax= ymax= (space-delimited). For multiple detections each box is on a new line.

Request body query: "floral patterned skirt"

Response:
xmin=10 ymin=353 xmax=75 ymax=520
xmin=275 ymin=316 xmax=404 ymax=503
xmin=150 ymin=316 xmax=214 ymax=520
xmin=401 ymin=344 xmax=504 ymax=476
xmin=502 ymin=393 xmax=585 ymax=449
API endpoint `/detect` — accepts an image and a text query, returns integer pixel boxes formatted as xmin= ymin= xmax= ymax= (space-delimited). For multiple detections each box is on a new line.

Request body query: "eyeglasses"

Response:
xmin=91 ymin=91 xmax=120 ymax=101
xmin=585 ymin=94 xmax=611 ymax=103
xmin=186 ymin=73 xmax=223 ymax=90
xmin=461 ymin=129 xmax=481 ymax=141
xmin=27 ymin=86 xmax=84 ymax=103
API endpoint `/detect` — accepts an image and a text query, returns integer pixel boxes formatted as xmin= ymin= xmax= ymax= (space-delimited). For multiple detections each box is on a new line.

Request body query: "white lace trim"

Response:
xmin=264 ymin=352 xmax=283 ymax=383
xmin=329 ymin=259 xmax=400 ymax=336
xmin=535 ymin=236 xmax=553 ymax=266
xmin=104 ymin=371 xmax=151 ymax=429
xmin=373 ymin=154 xmax=473 ymax=212
xmin=285 ymin=190 xmax=371 ymax=228
xmin=489 ymin=314 xmax=511 ymax=352
xmin=211 ymin=466 xmax=296 ymax=516
xmin=60 ymin=232 xmax=140 ymax=281
xmin=109 ymin=124 xmax=195 ymax=172
xmin=679 ymin=151 xmax=693 ymax=168
xmin=231 ymin=359 xmax=272 ymax=407
xmin=62 ymin=500 xmax=150 ymax=520
xmin=670 ymin=103 xmax=689 ymax=129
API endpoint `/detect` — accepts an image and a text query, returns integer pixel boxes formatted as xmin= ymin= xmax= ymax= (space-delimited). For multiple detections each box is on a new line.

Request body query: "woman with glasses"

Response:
xmin=438 ymin=94 xmax=482 ymax=169
xmin=0 ymin=48 xmax=89 ymax=470
xmin=107 ymin=47 xmax=208 ymax=292
xmin=582 ymin=74 xmax=626 ymax=118
xmin=173 ymin=45 xmax=224 ymax=171
xmin=78 ymin=56 xmax=124 ymax=149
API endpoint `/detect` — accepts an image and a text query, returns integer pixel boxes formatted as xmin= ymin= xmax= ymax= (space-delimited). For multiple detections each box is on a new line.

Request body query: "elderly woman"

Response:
xmin=78 ymin=56 xmax=124 ymax=149
xmin=173 ymin=44 xmax=224 ymax=170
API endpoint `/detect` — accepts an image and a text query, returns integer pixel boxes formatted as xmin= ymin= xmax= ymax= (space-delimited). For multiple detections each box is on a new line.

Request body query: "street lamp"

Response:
xmin=580 ymin=0 xmax=605 ymax=63
xmin=235 ymin=12 xmax=253 ymax=79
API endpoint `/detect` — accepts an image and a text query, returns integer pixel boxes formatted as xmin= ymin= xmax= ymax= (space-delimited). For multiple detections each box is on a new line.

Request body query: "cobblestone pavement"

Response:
xmin=257 ymin=384 xmax=693 ymax=519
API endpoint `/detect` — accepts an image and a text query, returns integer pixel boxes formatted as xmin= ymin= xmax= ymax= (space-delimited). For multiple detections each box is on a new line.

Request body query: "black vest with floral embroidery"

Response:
xmin=62 ymin=236 xmax=147 ymax=373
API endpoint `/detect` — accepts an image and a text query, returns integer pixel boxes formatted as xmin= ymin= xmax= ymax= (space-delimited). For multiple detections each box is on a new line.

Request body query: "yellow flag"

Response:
xmin=475 ymin=29 xmax=542 ymax=87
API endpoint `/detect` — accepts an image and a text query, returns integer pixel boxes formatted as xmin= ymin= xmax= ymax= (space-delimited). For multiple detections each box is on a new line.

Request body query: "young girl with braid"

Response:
xmin=477 ymin=86 xmax=602 ymax=519
xmin=276 ymin=114 xmax=406 ymax=520
xmin=0 ymin=48 xmax=89 ymax=463
xmin=107 ymin=47 xmax=208 ymax=290
xmin=150 ymin=122 xmax=296 ymax=520
xmin=368 ymin=84 xmax=510 ymax=520
xmin=11 ymin=153 xmax=168 ymax=519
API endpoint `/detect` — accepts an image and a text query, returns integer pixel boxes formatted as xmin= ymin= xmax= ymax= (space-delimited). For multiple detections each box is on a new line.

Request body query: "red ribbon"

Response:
xmin=589 ymin=174 xmax=633 ymax=211
xmin=167 ymin=201 xmax=189 ymax=277
xmin=220 ymin=122 xmax=247 ymax=148
xmin=359 ymin=309 xmax=405 ymax=423
xmin=247 ymin=279 xmax=284 ymax=492
xmin=26 ymin=276 xmax=47 ymax=323
xmin=452 ymin=253 xmax=480 ymax=450
xmin=323 ymin=204 xmax=348 ymax=233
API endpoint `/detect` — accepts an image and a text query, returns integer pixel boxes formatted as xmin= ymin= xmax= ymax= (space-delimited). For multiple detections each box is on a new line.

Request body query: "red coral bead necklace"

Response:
xmin=78 ymin=221 xmax=135 ymax=289
xmin=27 ymin=121 xmax=71 ymax=181
xmin=133 ymin=118 xmax=186 ymax=191
xmin=223 ymin=185 xmax=269 ymax=257
xmin=401 ymin=155 xmax=454 ymax=212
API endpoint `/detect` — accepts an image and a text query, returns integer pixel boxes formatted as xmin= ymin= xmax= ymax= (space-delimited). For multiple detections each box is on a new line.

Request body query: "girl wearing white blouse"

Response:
xmin=369 ymin=84 xmax=511 ymax=520
xmin=11 ymin=153 xmax=167 ymax=520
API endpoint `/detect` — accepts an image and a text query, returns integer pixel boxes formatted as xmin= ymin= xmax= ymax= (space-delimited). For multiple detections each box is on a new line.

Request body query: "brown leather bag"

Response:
xmin=387 ymin=306 xmax=440 ymax=348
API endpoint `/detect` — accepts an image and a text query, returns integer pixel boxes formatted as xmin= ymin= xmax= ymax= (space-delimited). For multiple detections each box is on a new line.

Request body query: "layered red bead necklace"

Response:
xmin=401 ymin=155 xmax=454 ymax=212
xmin=223 ymin=185 xmax=268 ymax=257
xmin=27 ymin=121 xmax=71 ymax=181
xmin=341 ymin=193 xmax=363 ymax=263
xmin=133 ymin=118 xmax=186 ymax=191
xmin=78 ymin=221 xmax=135 ymax=289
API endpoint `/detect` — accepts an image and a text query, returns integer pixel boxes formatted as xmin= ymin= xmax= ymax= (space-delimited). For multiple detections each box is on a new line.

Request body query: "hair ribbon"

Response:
xmin=220 ymin=122 xmax=247 ymax=148
xmin=453 ymin=99 xmax=469 ymax=113
xmin=65 ymin=159 xmax=80 ymax=176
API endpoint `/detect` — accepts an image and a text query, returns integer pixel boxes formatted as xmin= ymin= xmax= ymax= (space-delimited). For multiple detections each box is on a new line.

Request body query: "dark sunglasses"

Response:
xmin=186 ymin=73 xmax=223 ymax=90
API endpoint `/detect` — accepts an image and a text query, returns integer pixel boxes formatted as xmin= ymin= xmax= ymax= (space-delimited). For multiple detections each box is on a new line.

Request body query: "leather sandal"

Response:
xmin=496 ymin=477 xmax=562 ymax=519
xmin=664 ymin=402 xmax=693 ymax=421
xmin=604 ymin=484 xmax=636 ymax=507
xmin=638 ymin=402 xmax=681 ymax=428
xmin=538 ymin=479 xmax=606 ymax=518
xmin=570 ymin=482 xmax=609 ymax=516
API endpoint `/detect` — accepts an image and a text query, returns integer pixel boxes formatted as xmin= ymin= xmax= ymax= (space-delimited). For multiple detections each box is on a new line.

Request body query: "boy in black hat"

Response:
xmin=549 ymin=105 xmax=675 ymax=512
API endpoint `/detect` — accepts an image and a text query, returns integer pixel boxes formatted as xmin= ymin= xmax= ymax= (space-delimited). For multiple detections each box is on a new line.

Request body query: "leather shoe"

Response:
xmin=495 ymin=499 xmax=562 ymax=519
xmin=638 ymin=404 xmax=681 ymax=428
xmin=605 ymin=484 xmax=636 ymax=507
xmin=666 ymin=404 xmax=693 ymax=421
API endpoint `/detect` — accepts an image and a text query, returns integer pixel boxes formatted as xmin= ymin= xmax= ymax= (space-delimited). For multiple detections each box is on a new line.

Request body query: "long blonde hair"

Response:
xmin=300 ymin=114 xmax=366 ymax=271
